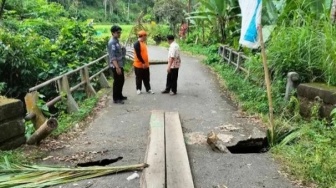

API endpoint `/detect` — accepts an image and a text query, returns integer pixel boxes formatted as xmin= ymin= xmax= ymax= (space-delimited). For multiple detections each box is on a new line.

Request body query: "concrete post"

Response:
xmin=285 ymin=72 xmax=299 ymax=101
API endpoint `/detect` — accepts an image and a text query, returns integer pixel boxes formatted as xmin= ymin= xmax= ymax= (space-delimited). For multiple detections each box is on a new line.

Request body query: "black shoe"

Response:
xmin=113 ymin=100 xmax=124 ymax=104
xmin=161 ymin=90 xmax=170 ymax=94
xmin=121 ymin=96 xmax=127 ymax=100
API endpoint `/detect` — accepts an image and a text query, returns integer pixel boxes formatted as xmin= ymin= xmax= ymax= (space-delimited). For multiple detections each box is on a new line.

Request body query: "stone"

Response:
xmin=0 ymin=119 xmax=25 ymax=143
xmin=0 ymin=98 xmax=24 ymax=122
xmin=0 ymin=136 xmax=26 ymax=150
xmin=297 ymin=83 xmax=336 ymax=105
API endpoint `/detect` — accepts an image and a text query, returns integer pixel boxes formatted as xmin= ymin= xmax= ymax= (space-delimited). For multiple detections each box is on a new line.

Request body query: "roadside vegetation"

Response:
xmin=1 ymin=0 xmax=336 ymax=187
xmin=179 ymin=0 xmax=336 ymax=187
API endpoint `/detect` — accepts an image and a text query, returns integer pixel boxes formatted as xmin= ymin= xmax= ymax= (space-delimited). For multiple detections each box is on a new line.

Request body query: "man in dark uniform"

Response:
xmin=107 ymin=25 xmax=127 ymax=104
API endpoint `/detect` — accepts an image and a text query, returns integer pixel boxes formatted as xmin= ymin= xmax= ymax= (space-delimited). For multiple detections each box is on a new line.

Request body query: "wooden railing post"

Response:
xmin=228 ymin=49 xmax=233 ymax=65
xmin=80 ymin=67 xmax=96 ymax=97
xmin=61 ymin=75 xmax=79 ymax=113
xmin=24 ymin=91 xmax=47 ymax=130
xmin=236 ymin=52 xmax=243 ymax=72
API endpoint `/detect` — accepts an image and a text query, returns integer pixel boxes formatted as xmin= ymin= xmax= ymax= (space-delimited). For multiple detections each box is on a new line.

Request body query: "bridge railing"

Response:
xmin=25 ymin=49 xmax=134 ymax=122
xmin=218 ymin=45 xmax=249 ymax=74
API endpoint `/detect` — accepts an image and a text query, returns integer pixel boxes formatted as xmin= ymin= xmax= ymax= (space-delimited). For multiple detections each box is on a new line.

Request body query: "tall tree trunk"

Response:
xmin=109 ymin=0 xmax=113 ymax=15
xmin=0 ymin=0 xmax=7 ymax=19
xmin=331 ymin=0 xmax=336 ymax=23
xmin=103 ymin=0 xmax=107 ymax=19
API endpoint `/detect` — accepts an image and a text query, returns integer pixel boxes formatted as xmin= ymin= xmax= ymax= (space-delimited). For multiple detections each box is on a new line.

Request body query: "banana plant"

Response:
xmin=186 ymin=0 xmax=240 ymax=42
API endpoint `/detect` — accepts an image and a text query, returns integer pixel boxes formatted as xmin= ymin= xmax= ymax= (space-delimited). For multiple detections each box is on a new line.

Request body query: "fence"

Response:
xmin=25 ymin=49 xmax=134 ymax=122
xmin=218 ymin=45 xmax=250 ymax=74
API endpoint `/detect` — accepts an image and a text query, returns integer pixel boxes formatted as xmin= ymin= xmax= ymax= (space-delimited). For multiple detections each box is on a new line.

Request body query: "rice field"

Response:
xmin=93 ymin=24 xmax=133 ymax=42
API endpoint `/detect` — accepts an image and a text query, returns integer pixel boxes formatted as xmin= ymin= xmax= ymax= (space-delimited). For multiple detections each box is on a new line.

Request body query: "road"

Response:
xmin=48 ymin=46 xmax=295 ymax=188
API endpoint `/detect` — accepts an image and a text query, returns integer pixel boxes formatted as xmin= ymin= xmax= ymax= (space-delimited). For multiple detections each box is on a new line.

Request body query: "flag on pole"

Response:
xmin=238 ymin=0 xmax=262 ymax=49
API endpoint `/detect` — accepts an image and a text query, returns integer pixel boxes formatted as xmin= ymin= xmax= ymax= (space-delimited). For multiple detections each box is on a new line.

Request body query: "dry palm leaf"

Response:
xmin=0 ymin=157 xmax=148 ymax=188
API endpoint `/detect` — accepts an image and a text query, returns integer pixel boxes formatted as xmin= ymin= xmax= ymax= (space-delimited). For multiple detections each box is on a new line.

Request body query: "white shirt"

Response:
xmin=168 ymin=41 xmax=181 ymax=68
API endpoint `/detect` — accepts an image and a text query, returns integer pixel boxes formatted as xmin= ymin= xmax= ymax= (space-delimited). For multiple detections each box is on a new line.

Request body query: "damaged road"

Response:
xmin=39 ymin=46 xmax=296 ymax=188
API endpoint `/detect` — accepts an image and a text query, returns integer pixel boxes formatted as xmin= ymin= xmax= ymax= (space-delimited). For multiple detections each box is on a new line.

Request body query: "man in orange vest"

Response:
xmin=133 ymin=30 xmax=154 ymax=95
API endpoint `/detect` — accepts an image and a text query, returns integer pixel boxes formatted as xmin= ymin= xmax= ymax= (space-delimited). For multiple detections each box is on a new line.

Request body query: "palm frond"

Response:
xmin=0 ymin=160 xmax=148 ymax=188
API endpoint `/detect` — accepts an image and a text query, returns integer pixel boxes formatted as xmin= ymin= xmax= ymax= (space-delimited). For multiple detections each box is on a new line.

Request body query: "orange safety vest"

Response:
xmin=133 ymin=41 xmax=149 ymax=68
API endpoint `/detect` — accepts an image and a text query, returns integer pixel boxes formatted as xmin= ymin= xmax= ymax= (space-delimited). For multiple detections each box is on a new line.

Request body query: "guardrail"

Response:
xmin=218 ymin=45 xmax=249 ymax=74
xmin=25 ymin=49 xmax=134 ymax=123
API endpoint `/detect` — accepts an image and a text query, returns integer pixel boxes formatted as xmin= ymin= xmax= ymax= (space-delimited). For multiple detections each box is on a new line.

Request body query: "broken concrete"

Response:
xmin=297 ymin=83 xmax=336 ymax=105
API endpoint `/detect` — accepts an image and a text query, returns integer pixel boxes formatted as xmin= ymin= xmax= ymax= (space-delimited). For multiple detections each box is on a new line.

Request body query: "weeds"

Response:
xmin=180 ymin=41 xmax=336 ymax=188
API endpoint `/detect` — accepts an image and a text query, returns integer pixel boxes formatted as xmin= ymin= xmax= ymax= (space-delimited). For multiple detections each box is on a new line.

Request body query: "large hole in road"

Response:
xmin=226 ymin=138 xmax=269 ymax=154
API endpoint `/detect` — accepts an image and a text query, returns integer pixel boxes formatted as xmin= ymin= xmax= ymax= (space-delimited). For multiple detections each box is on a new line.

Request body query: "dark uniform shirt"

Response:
xmin=107 ymin=37 xmax=126 ymax=68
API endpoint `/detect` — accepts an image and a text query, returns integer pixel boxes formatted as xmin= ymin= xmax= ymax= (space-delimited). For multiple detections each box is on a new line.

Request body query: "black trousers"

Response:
xmin=111 ymin=67 xmax=125 ymax=101
xmin=134 ymin=67 xmax=151 ymax=91
xmin=165 ymin=68 xmax=179 ymax=93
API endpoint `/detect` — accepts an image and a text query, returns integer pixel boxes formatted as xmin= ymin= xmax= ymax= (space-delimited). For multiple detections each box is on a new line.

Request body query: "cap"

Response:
xmin=138 ymin=30 xmax=147 ymax=37
xmin=111 ymin=25 xmax=122 ymax=33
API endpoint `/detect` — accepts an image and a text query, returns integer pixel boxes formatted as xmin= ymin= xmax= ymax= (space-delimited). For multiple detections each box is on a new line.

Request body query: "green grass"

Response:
xmin=94 ymin=24 xmax=133 ymax=42
xmin=180 ymin=42 xmax=336 ymax=188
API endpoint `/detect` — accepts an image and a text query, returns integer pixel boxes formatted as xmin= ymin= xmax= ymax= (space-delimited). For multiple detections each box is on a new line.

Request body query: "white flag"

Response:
xmin=238 ymin=0 xmax=262 ymax=49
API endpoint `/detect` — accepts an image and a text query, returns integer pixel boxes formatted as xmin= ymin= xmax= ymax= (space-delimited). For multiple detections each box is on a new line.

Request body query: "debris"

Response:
xmin=0 ymin=156 xmax=148 ymax=188
xmin=26 ymin=118 xmax=58 ymax=145
xmin=42 ymin=156 xmax=54 ymax=161
xmin=216 ymin=124 xmax=240 ymax=132
xmin=126 ymin=172 xmax=139 ymax=181
xmin=207 ymin=131 xmax=230 ymax=153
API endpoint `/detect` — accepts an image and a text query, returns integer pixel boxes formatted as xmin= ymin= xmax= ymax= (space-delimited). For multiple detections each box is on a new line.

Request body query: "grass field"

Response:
xmin=94 ymin=25 xmax=133 ymax=42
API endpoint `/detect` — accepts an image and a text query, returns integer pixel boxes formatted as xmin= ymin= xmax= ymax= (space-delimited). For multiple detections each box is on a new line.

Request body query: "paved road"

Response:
xmin=49 ymin=46 xmax=295 ymax=188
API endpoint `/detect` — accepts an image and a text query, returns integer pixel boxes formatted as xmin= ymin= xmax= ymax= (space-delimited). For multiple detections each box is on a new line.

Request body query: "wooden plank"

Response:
xmin=141 ymin=110 xmax=165 ymax=188
xmin=165 ymin=112 xmax=194 ymax=188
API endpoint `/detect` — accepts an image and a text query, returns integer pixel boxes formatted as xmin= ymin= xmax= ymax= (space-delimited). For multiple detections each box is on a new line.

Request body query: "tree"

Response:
xmin=0 ymin=0 xmax=6 ymax=19
xmin=154 ymin=0 xmax=186 ymax=34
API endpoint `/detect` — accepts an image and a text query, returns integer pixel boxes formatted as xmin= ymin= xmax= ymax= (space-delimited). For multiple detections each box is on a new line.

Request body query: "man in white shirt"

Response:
xmin=162 ymin=35 xmax=181 ymax=95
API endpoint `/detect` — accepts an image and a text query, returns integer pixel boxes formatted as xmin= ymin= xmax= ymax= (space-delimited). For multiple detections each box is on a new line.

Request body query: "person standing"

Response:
xmin=107 ymin=25 xmax=127 ymax=104
xmin=133 ymin=30 xmax=154 ymax=95
xmin=162 ymin=35 xmax=181 ymax=95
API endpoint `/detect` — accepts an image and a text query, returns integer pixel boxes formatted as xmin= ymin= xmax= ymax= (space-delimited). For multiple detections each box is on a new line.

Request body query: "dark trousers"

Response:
xmin=111 ymin=67 xmax=125 ymax=101
xmin=165 ymin=68 xmax=179 ymax=93
xmin=134 ymin=67 xmax=151 ymax=91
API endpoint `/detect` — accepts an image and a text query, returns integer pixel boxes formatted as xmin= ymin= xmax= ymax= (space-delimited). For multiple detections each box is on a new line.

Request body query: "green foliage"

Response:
xmin=147 ymin=22 xmax=170 ymax=44
xmin=181 ymin=40 xmax=336 ymax=187
xmin=154 ymin=0 xmax=186 ymax=33
xmin=187 ymin=0 xmax=240 ymax=43
xmin=0 ymin=2 xmax=106 ymax=99
xmin=273 ymin=120 xmax=336 ymax=188
xmin=331 ymin=108 xmax=336 ymax=126
xmin=53 ymin=96 xmax=98 ymax=136
xmin=0 ymin=151 xmax=28 ymax=165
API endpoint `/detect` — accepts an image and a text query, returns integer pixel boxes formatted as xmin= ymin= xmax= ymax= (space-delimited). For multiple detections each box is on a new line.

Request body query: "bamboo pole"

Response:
xmin=258 ymin=25 xmax=275 ymax=145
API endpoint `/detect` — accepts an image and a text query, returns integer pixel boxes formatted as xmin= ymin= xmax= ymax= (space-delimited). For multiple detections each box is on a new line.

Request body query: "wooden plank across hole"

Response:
xmin=141 ymin=110 xmax=165 ymax=188
xmin=165 ymin=112 xmax=195 ymax=188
